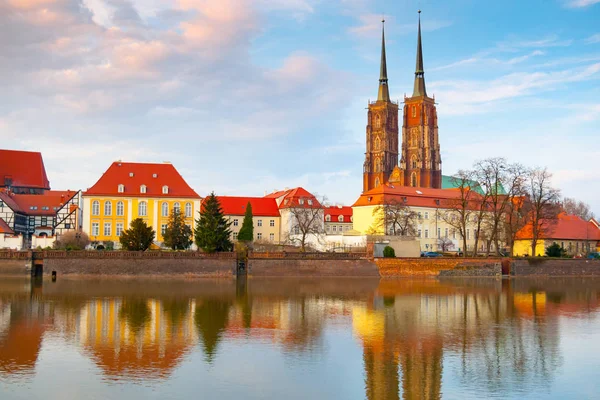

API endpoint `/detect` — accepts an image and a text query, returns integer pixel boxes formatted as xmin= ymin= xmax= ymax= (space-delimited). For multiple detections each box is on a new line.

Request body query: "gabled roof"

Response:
xmin=0 ymin=218 xmax=13 ymax=234
xmin=324 ymin=206 xmax=352 ymax=221
xmin=84 ymin=162 xmax=200 ymax=199
xmin=216 ymin=196 xmax=280 ymax=217
xmin=516 ymin=213 xmax=600 ymax=241
xmin=264 ymin=187 xmax=321 ymax=209
xmin=1 ymin=190 xmax=79 ymax=216
xmin=352 ymin=184 xmax=484 ymax=208
xmin=0 ymin=149 xmax=50 ymax=190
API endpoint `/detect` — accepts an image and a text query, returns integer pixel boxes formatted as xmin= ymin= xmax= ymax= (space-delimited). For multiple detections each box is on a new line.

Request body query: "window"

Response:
xmin=116 ymin=223 xmax=123 ymax=237
xmin=418 ymin=212 xmax=422 ymax=219
xmin=185 ymin=203 xmax=192 ymax=217
xmin=466 ymin=229 xmax=470 ymax=240
xmin=338 ymin=215 xmax=344 ymax=222
xmin=299 ymin=199 xmax=305 ymax=205
xmin=425 ymin=229 xmax=429 ymax=238
xmin=269 ymin=233 xmax=274 ymax=241
xmin=103 ymin=222 xmax=111 ymax=236
xmin=162 ymin=185 xmax=169 ymax=194
xmin=118 ymin=184 xmax=124 ymax=193
xmin=92 ymin=201 xmax=100 ymax=216
xmin=438 ymin=228 xmax=441 ymax=238
xmin=452 ymin=229 xmax=456 ymax=239
xmin=445 ymin=228 xmax=448 ymax=238
xmin=424 ymin=212 xmax=429 ymax=220
xmin=375 ymin=178 xmax=380 ymax=188
xmin=333 ymin=226 xmax=337 ymax=233
xmin=411 ymin=173 xmax=417 ymax=187
xmin=129 ymin=172 xmax=134 ymax=177
xmin=162 ymin=202 xmax=169 ymax=217
xmin=257 ymin=220 xmax=263 ymax=227
xmin=412 ymin=106 xmax=416 ymax=117
xmin=308 ymin=199 xmax=313 ymax=206
xmin=116 ymin=201 xmax=124 ymax=216
xmin=375 ymin=114 xmax=381 ymax=128
xmin=339 ymin=225 xmax=343 ymax=232
xmin=418 ymin=229 xmax=422 ymax=238
xmin=173 ymin=202 xmax=180 ymax=214
xmin=161 ymin=224 xmax=167 ymax=236
xmin=233 ymin=232 xmax=238 ymax=240
xmin=294 ymin=226 xmax=300 ymax=235
xmin=140 ymin=185 xmax=147 ymax=194
xmin=411 ymin=155 xmax=417 ymax=169
xmin=138 ymin=201 xmax=147 ymax=216
xmin=41 ymin=217 xmax=47 ymax=226
xmin=233 ymin=219 xmax=239 ymax=227
xmin=92 ymin=222 xmax=99 ymax=236
xmin=104 ymin=201 xmax=112 ymax=216
xmin=65 ymin=223 xmax=71 ymax=229
xmin=257 ymin=233 xmax=262 ymax=240
xmin=270 ymin=220 xmax=275 ymax=227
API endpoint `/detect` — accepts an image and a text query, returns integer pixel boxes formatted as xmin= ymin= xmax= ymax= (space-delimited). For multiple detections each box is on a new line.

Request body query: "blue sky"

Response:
xmin=1 ymin=0 xmax=599 ymax=214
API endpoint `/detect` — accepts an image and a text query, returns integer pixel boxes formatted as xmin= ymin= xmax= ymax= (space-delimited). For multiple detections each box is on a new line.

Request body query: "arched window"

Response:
xmin=116 ymin=201 xmax=124 ymax=216
xmin=375 ymin=114 xmax=381 ymax=129
xmin=117 ymin=184 xmax=124 ymax=193
xmin=325 ymin=215 xmax=331 ymax=222
xmin=138 ymin=201 xmax=147 ymax=217
xmin=338 ymin=215 xmax=344 ymax=222
xmin=92 ymin=201 xmax=100 ymax=216
xmin=162 ymin=185 xmax=169 ymax=194
xmin=162 ymin=202 xmax=169 ymax=217
xmin=375 ymin=137 xmax=381 ymax=151
xmin=140 ymin=185 xmax=147 ymax=194
xmin=411 ymin=172 xmax=417 ymax=187
xmin=185 ymin=202 xmax=192 ymax=217
xmin=104 ymin=201 xmax=112 ymax=216
xmin=173 ymin=202 xmax=180 ymax=214
xmin=412 ymin=106 xmax=416 ymax=118
xmin=411 ymin=155 xmax=418 ymax=169
xmin=375 ymin=178 xmax=380 ymax=188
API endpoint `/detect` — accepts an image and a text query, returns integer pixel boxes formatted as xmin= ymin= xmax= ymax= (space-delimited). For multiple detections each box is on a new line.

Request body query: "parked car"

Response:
xmin=588 ymin=252 xmax=600 ymax=260
xmin=423 ymin=251 xmax=443 ymax=258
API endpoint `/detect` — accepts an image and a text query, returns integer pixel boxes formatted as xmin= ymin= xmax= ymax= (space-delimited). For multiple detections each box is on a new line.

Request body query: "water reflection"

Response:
xmin=0 ymin=277 xmax=598 ymax=399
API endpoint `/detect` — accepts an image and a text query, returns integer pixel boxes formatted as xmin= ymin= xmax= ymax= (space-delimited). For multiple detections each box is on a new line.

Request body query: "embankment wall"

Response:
xmin=511 ymin=259 xmax=600 ymax=276
xmin=376 ymin=258 xmax=502 ymax=277
xmin=248 ymin=258 xmax=379 ymax=277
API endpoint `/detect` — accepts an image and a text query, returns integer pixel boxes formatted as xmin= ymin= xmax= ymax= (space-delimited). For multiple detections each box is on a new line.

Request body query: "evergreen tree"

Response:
xmin=195 ymin=193 xmax=233 ymax=253
xmin=237 ymin=201 xmax=254 ymax=242
xmin=119 ymin=218 xmax=155 ymax=251
xmin=163 ymin=209 xmax=193 ymax=250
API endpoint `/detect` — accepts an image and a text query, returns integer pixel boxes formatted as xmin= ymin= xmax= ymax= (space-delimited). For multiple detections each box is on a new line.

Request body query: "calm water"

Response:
xmin=0 ymin=277 xmax=599 ymax=400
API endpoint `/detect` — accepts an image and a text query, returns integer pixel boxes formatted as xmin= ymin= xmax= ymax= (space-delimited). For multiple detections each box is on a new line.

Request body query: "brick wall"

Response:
xmin=376 ymin=258 xmax=502 ymax=277
xmin=248 ymin=259 xmax=380 ymax=277
xmin=511 ymin=259 xmax=600 ymax=276
xmin=44 ymin=258 xmax=235 ymax=277
xmin=0 ymin=259 xmax=31 ymax=275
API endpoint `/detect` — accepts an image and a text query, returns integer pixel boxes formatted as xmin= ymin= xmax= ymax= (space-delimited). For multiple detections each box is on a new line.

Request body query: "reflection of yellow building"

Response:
xmin=79 ymin=298 xmax=197 ymax=379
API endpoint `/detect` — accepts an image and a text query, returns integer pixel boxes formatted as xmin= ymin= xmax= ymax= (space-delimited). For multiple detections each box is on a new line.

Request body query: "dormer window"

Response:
xmin=162 ymin=185 xmax=169 ymax=194
xmin=299 ymin=199 xmax=305 ymax=205
xmin=140 ymin=185 xmax=147 ymax=194
xmin=325 ymin=215 xmax=331 ymax=222
xmin=338 ymin=215 xmax=344 ymax=222
xmin=153 ymin=173 xmax=158 ymax=178
xmin=118 ymin=184 xmax=124 ymax=193
xmin=307 ymin=199 xmax=313 ymax=206
xmin=129 ymin=172 xmax=134 ymax=177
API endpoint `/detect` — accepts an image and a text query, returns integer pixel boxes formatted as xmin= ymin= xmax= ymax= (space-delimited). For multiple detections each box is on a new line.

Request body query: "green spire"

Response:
xmin=412 ymin=11 xmax=427 ymax=98
xmin=377 ymin=19 xmax=390 ymax=102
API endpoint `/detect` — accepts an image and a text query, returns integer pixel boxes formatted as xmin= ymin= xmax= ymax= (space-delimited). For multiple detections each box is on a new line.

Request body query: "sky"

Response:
xmin=1 ymin=0 xmax=599 ymax=214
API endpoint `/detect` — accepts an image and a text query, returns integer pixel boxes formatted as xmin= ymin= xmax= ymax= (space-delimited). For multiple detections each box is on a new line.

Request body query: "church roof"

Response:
xmin=84 ymin=162 xmax=200 ymax=199
xmin=0 ymin=149 xmax=50 ymax=190
xmin=441 ymin=175 xmax=486 ymax=195
xmin=516 ymin=213 xmax=600 ymax=241
xmin=412 ymin=11 xmax=427 ymax=98
xmin=377 ymin=20 xmax=390 ymax=102
xmin=216 ymin=196 xmax=280 ymax=217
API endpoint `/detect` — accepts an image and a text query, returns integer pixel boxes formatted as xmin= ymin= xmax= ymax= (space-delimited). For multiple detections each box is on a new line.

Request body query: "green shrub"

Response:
xmin=545 ymin=243 xmax=566 ymax=258
xmin=383 ymin=246 xmax=395 ymax=258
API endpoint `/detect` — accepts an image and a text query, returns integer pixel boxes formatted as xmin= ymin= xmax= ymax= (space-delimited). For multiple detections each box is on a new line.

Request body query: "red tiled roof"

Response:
xmin=84 ymin=162 xmax=200 ymax=199
xmin=352 ymin=184 xmax=483 ymax=208
xmin=0 ymin=149 xmax=50 ymax=190
xmin=0 ymin=218 xmax=13 ymax=234
xmin=324 ymin=206 xmax=352 ymax=222
xmin=216 ymin=196 xmax=280 ymax=217
xmin=516 ymin=213 xmax=600 ymax=241
xmin=3 ymin=191 xmax=79 ymax=216
xmin=265 ymin=187 xmax=322 ymax=208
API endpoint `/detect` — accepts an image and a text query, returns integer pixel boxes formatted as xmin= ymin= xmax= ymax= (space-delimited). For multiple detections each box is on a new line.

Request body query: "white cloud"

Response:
xmin=564 ymin=0 xmax=600 ymax=8
xmin=585 ymin=33 xmax=600 ymax=43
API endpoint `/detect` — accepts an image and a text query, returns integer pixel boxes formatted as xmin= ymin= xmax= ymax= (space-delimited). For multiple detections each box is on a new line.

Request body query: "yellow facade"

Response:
xmin=352 ymin=205 xmax=380 ymax=235
xmin=512 ymin=240 xmax=546 ymax=257
xmin=82 ymin=196 xmax=200 ymax=245
xmin=513 ymin=239 xmax=597 ymax=257
xmin=227 ymin=215 xmax=281 ymax=243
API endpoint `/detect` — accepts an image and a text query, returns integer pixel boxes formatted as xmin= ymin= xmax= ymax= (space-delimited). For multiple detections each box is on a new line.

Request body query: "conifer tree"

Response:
xmin=119 ymin=218 xmax=155 ymax=251
xmin=163 ymin=209 xmax=193 ymax=250
xmin=237 ymin=202 xmax=254 ymax=242
xmin=195 ymin=193 xmax=233 ymax=253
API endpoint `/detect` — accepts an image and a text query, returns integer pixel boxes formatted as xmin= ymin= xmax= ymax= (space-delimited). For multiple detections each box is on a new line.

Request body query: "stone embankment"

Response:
xmin=376 ymin=258 xmax=502 ymax=277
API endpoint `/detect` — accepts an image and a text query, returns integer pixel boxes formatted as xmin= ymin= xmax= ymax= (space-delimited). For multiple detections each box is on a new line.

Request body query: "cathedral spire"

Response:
xmin=377 ymin=19 xmax=390 ymax=102
xmin=412 ymin=10 xmax=427 ymax=98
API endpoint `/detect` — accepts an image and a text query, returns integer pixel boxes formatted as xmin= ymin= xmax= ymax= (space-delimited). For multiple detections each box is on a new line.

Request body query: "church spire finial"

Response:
xmin=377 ymin=19 xmax=390 ymax=102
xmin=412 ymin=10 xmax=427 ymax=97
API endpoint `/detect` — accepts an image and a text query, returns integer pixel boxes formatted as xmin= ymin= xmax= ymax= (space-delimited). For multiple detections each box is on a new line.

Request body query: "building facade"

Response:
xmin=265 ymin=187 xmax=324 ymax=243
xmin=82 ymin=161 xmax=201 ymax=248
xmin=324 ymin=206 xmax=353 ymax=235
xmin=216 ymin=196 xmax=281 ymax=243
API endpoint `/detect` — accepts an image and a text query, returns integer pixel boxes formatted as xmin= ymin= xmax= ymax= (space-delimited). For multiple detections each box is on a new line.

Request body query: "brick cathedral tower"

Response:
xmin=393 ymin=11 xmax=442 ymax=189
xmin=363 ymin=21 xmax=400 ymax=193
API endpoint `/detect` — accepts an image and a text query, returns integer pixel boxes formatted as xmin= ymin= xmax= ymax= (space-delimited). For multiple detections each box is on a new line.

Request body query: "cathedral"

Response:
xmin=363 ymin=12 xmax=442 ymax=193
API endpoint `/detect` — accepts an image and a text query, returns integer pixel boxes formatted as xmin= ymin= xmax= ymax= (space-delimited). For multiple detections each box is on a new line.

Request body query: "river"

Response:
xmin=0 ymin=277 xmax=599 ymax=399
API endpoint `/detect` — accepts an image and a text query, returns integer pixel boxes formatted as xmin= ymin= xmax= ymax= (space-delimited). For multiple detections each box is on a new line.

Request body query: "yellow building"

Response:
xmin=216 ymin=196 xmax=281 ymax=243
xmin=82 ymin=161 xmax=201 ymax=248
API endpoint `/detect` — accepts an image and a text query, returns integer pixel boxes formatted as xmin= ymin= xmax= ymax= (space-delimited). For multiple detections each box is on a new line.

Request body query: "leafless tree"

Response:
xmin=441 ymin=170 xmax=477 ymax=257
xmin=562 ymin=197 xmax=595 ymax=221
xmin=287 ymin=195 xmax=326 ymax=252
xmin=437 ymin=237 xmax=455 ymax=252
xmin=527 ymin=167 xmax=561 ymax=256
xmin=372 ymin=198 xmax=420 ymax=236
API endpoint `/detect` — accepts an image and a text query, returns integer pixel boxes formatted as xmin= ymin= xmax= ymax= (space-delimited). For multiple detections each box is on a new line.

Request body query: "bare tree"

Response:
xmin=437 ymin=237 xmax=455 ymax=252
xmin=441 ymin=170 xmax=477 ymax=257
xmin=527 ymin=167 xmax=561 ymax=256
xmin=287 ymin=195 xmax=326 ymax=252
xmin=372 ymin=198 xmax=420 ymax=236
xmin=562 ymin=197 xmax=595 ymax=221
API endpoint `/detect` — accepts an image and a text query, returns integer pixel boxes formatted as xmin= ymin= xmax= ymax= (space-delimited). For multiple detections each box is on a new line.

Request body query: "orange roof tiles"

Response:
xmin=0 ymin=149 xmax=50 ymax=190
xmin=265 ymin=187 xmax=322 ymax=208
xmin=516 ymin=213 xmax=600 ymax=241
xmin=84 ymin=162 xmax=200 ymax=198
xmin=0 ymin=218 xmax=13 ymax=234
xmin=216 ymin=196 xmax=280 ymax=217
xmin=352 ymin=184 xmax=483 ymax=208
xmin=324 ymin=206 xmax=352 ymax=221
xmin=0 ymin=190 xmax=78 ymax=216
